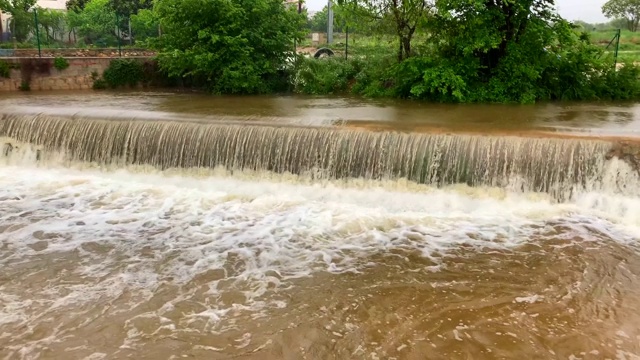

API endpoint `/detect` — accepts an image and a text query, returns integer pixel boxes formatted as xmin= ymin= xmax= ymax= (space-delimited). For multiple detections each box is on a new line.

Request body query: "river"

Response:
xmin=1 ymin=92 xmax=640 ymax=359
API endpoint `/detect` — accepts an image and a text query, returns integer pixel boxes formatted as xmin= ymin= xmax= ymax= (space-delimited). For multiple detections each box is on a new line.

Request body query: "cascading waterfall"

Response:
xmin=1 ymin=113 xmax=638 ymax=200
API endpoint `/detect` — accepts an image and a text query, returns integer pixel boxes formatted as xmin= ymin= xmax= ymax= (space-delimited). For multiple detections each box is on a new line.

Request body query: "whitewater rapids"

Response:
xmin=1 ymin=111 xmax=640 ymax=359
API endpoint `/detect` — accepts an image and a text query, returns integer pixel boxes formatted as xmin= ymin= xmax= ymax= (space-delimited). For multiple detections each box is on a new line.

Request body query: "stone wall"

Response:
xmin=0 ymin=48 xmax=155 ymax=58
xmin=0 ymin=57 xmax=114 ymax=91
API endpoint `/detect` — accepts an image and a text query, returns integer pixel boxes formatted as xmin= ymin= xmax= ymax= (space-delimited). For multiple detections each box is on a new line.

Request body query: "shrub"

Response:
xmin=0 ymin=60 xmax=10 ymax=78
xmin=19 ymin=81 xmax=30 ymax=91
xmin=294 ymin=57 xmax=362 ymax=95
xmin=53 ymin=57 xmax=70 ymax=71
xmin=92 ymin=78 xmax=108 ymax=89
xmin=102 ymin=59 xmax=144 ymax=88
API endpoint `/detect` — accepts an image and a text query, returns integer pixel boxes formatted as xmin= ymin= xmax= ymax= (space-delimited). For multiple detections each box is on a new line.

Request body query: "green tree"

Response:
xmin=430 ymin=0 xmax=561 ymax=76
xmin=383 ymin=0 xmax=631 ymax=103
xmin=0 ymin=0 xmax=37 ymax=41
xmin=36 ymin=8 xmax=67 ymax=43
xmin=602 ymin=0 xmax=640 ymax=31
xmin=68 ymin=0 xmax=118 ymax=45
xmin=130 ymin=8 xmax=158 ymax=43
xmin=308 ymin=6 xmax=343 ymax=33
xmin=337 ymin=0 xmax=430 ymax=61
xmin=154 ymin=0 xmax=305 ymax=94
xmin=65 ymin=0 xmax=90 ymax=12
xmin=109 ymin=0 xmax=152 ymax=17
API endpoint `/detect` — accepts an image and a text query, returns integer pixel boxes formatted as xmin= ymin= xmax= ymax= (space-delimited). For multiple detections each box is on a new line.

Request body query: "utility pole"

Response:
xmin=0 ymin=12 xmax=4 ymax=43
xmin=116 ymin=13 xmax=122 ymax=57
xmin=614 ymin=28 xmax=621 ymax=69
xmin=327 ymin=0 xmax=333 ymax=44
xmin=34 ymin=8 xmax=41 ymax=58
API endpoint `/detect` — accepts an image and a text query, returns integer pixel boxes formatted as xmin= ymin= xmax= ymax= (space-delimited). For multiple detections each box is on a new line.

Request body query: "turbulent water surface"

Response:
xmin=1 ymin=94 xmax=640 ymax=360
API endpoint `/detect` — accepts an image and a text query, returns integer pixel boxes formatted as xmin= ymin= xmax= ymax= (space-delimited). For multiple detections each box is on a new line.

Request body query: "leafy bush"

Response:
xmin=294 ymin=57 xmax=362 ymax=95
xmin=293 ymin=55 xmax=406 ymax=98
xmin=19 ymin=81 xmax=30 ymax=91
xmin=102 ymin=59 xmax=144 ymax=88
xmin=92 ymin=78 xmax=108 ymax=89
xmin=0 ymin=60 xmax=11 ymax=78
xmin=299 ymin=0 xmax=628 ymax=103
xmin=53 ymin=57 xmax=70 ymax=71
xmin=155 ymin=0 xmax=305 ymax=94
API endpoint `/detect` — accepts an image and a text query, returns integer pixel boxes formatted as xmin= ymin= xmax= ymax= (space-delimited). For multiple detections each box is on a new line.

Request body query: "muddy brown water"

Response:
xmin=1 ymin=92 xmax=640 ymax=360
xmin=2 ymin=90 xmax=640 ymax=136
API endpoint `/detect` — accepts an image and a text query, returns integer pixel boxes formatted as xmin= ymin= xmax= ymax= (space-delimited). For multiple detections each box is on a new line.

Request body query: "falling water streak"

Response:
xmin=0 ymin=113 xmax=637 ymax=200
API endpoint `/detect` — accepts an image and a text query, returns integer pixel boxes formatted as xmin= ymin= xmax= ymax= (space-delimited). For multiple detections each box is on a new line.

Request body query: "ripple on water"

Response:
xmin=0 ymin=166 xmax=640 ymax=359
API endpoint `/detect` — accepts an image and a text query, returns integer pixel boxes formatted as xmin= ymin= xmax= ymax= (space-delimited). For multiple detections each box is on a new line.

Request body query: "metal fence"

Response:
xmin=0 ymin=7 xmax=159 ymax=57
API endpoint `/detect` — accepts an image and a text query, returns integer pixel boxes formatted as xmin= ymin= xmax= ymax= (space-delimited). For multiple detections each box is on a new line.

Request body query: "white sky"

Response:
xmin=305 ymin=0 xmax=609 ymax=23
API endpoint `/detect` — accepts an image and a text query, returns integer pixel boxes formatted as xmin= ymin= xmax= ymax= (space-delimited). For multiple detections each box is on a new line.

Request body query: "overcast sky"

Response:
xmin=305 ymin=0 xmax=609 ymax=23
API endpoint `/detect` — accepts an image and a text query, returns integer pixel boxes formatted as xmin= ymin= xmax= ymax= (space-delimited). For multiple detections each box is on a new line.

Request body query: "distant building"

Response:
xmin=0 ymin=9 xmax=8 ymax=42
xmin=36 ymin=0 xmax=67 ymax=10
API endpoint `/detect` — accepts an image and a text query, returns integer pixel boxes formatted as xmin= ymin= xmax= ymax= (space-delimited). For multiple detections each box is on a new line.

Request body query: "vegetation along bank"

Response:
xmin=2 ymin=0 xmax=640 ymax=103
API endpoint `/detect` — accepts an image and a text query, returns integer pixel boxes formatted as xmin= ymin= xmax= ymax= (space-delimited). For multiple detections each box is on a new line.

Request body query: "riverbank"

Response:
xmin=0 ymin=56 xmax=160 ymax=92
xmin=0 ymin=57 xmax=153 ymax=91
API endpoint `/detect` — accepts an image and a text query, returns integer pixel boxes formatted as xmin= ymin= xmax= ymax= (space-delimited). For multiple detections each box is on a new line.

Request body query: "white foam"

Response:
xmin=1 ymin=165 xmax=639 ymax=283
xmin=514 ymin=295 xmax=544 ymax=304
xmin=2 ymin=163 xmax=640 ymax=356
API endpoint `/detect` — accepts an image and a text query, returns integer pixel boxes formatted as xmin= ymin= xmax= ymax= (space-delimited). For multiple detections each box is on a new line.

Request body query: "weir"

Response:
xmin=1 ymin=113 xmax=638 ymax=200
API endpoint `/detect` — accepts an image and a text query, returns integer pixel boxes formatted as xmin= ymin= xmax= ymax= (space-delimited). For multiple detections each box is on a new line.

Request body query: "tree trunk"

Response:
xmin=402 ymin=36 xmax=411 ymax=60
xmin=396 ymin=34 xmax=413 ymax=61
xmin=0 ymin=12 xmax=4 ymax=43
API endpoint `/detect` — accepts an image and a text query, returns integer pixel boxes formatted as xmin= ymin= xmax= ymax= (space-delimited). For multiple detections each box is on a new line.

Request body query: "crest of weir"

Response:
xmin=1 ymin=113 xmax=635 ymax=200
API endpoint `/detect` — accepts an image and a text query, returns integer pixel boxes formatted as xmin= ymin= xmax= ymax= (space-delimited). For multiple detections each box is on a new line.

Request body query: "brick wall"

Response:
xmin=0 ymin=57 xmax=146 ymax=91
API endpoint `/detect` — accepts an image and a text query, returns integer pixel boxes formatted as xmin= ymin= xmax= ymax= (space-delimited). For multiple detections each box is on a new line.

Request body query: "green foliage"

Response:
xmin=68 ymin=0 xmax=118 ymax=46
xmin=92 ymin=78 xmax=108 ymax=89
xmin=293 ymin=55 xmax=411 ymax=98
xmin=65 ymin=0 xmax=89 ymax=12
xmin=291 ymin=0 xmax=640 ymax=103
xmin=36 ymin=8 xmax=67 ymax=44
xmin=31 ymin=0 xmax=640 ymax=104
xmin=53 ymin=57 xmax=70 ymax=71
xmin=0 ymin=60 xmax=11 ymax=78
xmin=102 ymin=58 xmax=144 ymax=88
xmin=0 ymin=0 xmax=37 ymax=41
xmin=602 ymin=0 xmax=640 ymax=32
xmin=130 ymin=8 xmax=158 ymax=44
xmin=337 ymin=0 xmax=428 ymax=60
xmin=19 ymin=80 xmax=30 ymax=91
xmin=294 ymin=57 xmax=361 ymax=94
xmin=575 ymin=18 xmax=628 ymax=32
xmin=155 ymin=0 xmax=305 ymax=94
xmin=109 ymin=0 xmax=152 ymax=17
xmin=90 ymin=69 xmax=108 ymax=89
xmin=93 ymin=59 xmax=174 ymax=89
xmin=307 ymin=6 xmax=343 ymax=33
